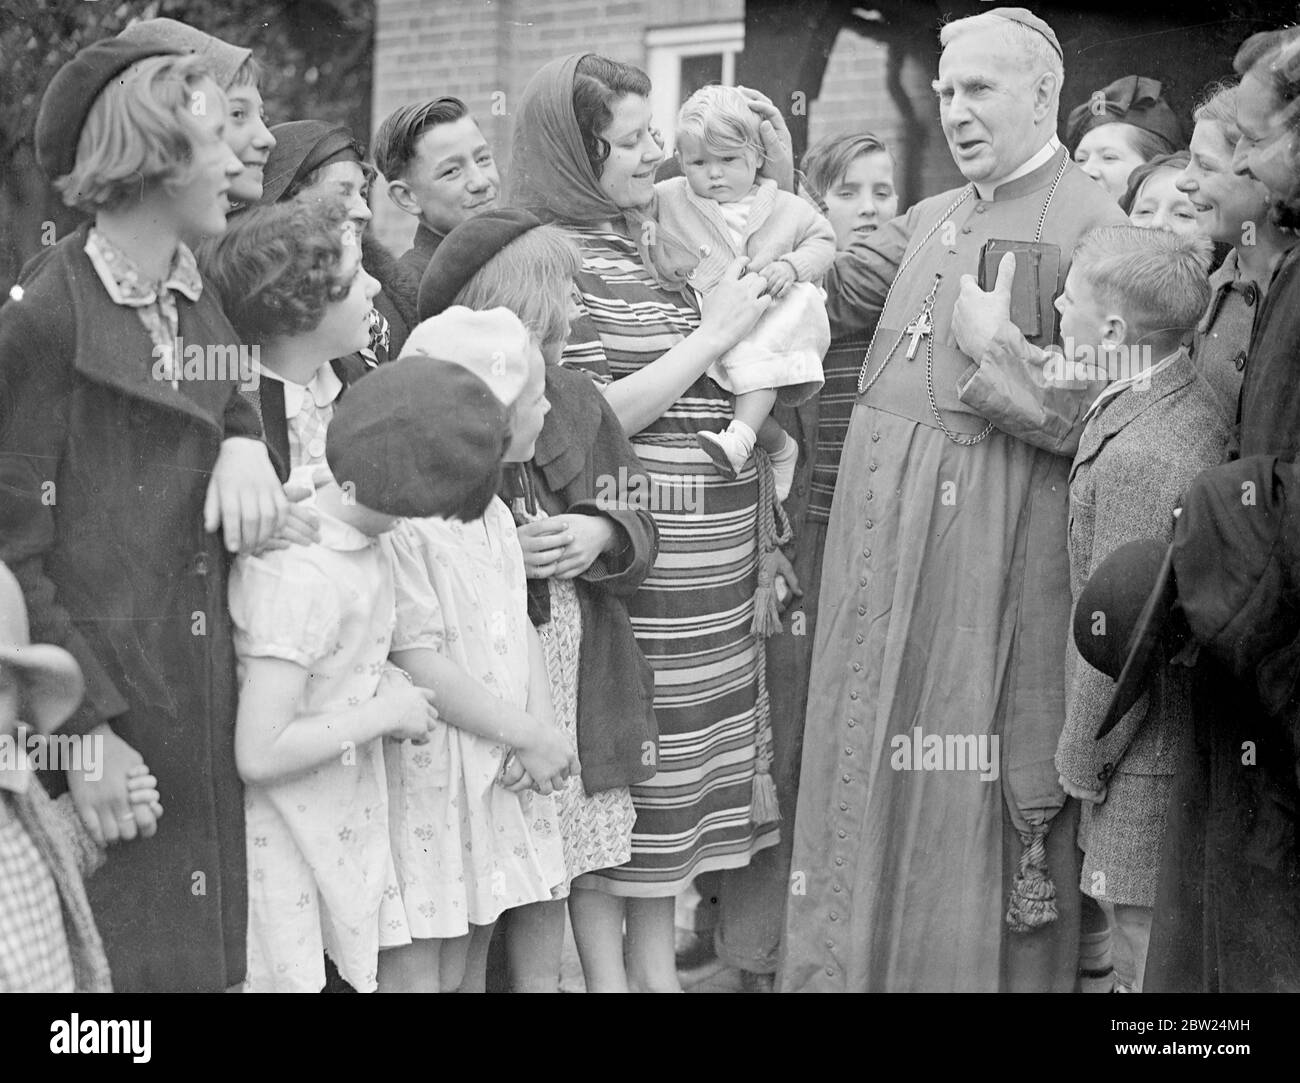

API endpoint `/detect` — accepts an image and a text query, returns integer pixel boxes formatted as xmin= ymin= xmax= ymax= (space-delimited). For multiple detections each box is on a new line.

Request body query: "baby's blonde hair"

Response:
xmin=1071 ymin=225 xmax=1212 ymax=341
xmin=56 ymin=53 xmax=219 ymax=214
xmin=675 ymin=84 xmax=765 ymax=163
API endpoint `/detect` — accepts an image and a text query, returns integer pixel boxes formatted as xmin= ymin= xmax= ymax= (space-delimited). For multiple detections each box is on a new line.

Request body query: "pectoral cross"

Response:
xmin=904 ymin=311 xmax=932 ymax=361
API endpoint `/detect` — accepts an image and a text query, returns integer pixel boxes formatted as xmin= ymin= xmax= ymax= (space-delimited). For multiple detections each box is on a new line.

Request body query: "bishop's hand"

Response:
xmin=953 ymin=251 xmax=1017 ymax=362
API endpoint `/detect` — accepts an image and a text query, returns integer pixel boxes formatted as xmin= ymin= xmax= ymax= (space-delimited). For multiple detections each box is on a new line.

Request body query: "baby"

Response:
xmin=648 ymin=85 xmax=836 ymax=496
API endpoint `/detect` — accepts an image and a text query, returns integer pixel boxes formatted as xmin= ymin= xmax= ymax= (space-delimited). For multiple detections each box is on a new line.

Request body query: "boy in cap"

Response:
xmin=1053 ymin=225 xmax=1227 ymax=991
xmin=0 ymin=563 xmax=160 ymax=992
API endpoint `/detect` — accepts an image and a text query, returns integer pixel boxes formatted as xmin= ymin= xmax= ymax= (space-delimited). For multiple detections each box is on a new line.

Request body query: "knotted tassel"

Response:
xmin=1006 ymin=826 xmax=1058 ymax=932
xmin=750 ymin=635 xmax=781 ymax=825
xmin=750 ymin=447 xmax=793 ymax=639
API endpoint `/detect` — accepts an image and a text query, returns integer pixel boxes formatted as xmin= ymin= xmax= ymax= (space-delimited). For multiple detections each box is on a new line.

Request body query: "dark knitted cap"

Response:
xmin=417 ymin=208 xmax=543 ymax=320
xmin=261 ymin=120 xmax=365 ymax=204
xmin=326 ymin=355 xmax=510 ymax=520
xmin=34 ymin=37 xmax=177 ymax=179
xmin=117 ymin=18 xmax=251 ymax=91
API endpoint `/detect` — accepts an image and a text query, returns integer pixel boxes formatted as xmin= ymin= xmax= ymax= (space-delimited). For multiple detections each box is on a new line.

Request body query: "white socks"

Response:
xmin=769 ymin=430 xmax=798 ymax=503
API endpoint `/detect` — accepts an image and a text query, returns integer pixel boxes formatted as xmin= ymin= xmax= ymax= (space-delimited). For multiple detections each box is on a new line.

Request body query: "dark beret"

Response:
xmin=417 ymin=207 xmax=543 ymax=320
xmin=325 ymin=354 xmax=510 ymax=520
xmin=35 ymin=37 xmax=177 ymax=179
xmin=261 ymin=120 xmax=364 ymax=205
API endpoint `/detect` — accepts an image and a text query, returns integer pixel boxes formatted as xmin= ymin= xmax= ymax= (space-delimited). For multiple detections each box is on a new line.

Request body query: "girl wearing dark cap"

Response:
xmin=1068 ymin=75 xmax=1186 ymax=202
xmin=262 ymin=120 xmax=417 ymax=359
xmin=420 ymin=209 xmax=661 ymax=992
xmin=0 ymin=40 xmax=287 ymax=991
xmin=1122 ymin=151 xmax=1201 ymax=238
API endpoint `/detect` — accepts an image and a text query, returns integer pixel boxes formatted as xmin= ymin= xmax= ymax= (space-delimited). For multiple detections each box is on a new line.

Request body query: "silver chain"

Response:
xmin=855 ymin=154 xmax=1071 ymax=448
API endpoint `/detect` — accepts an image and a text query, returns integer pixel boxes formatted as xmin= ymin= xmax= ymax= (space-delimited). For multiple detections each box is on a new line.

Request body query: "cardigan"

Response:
xmin=648 ymin=176 xmax=836 ymax=293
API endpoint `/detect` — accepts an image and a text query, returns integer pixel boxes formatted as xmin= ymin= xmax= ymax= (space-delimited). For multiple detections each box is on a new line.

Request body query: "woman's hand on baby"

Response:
xmin=380 ymin=673 xmax=439 ymax=744
xmin=736 ymin=87 xmax=795 ymax=192
xmin=698 ymin=257 xmax=772 ymax=354
xmin=758 ymin=260 xmax=797 ymax=299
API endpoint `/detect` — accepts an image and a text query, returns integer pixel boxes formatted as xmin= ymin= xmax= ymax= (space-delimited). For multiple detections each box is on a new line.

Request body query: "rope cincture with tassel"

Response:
xmin=1005 ymin=824 xmax=1059 ymax=932
xmin=750 ymin=446 xmax=793 ymax=639
xmin=748 ymin=446 xmax=792 ymax=826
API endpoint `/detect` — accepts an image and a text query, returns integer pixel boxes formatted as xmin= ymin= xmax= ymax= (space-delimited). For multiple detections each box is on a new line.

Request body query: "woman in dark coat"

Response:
xmin=0 ymin=40 xmax=284 ymax=991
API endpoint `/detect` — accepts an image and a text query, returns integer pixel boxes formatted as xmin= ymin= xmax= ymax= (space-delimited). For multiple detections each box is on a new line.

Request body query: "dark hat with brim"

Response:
xmin=418 ymin=208 xmax=543 ymax=320
xmin=1073 ymin=538 xmax=1179 ymax=739
xmin=35 ymin=37 xmax=178 ymax=180
xmin=325 ymin=355 xmax=510 ymax=521
xmin=260 ymin=120 xmax=365 ymax=205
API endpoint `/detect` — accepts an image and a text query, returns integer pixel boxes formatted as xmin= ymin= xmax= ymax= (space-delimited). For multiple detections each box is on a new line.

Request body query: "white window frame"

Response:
xmin=646 ymin=21 xmax=745 ymax=153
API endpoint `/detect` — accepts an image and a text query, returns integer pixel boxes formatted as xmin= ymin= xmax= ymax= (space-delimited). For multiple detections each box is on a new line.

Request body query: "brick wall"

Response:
xmin=369 ymin=0 xmax=962 ymax=257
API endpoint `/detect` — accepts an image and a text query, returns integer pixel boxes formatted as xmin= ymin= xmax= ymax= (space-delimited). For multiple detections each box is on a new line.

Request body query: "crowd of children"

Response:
xmin=2 ymin=13 xmax=1299 ymax=994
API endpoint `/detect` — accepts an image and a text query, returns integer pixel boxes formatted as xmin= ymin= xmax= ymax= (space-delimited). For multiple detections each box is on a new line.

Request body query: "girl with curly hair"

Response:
xmin=199 ymin=199 xmax=376 ymax=475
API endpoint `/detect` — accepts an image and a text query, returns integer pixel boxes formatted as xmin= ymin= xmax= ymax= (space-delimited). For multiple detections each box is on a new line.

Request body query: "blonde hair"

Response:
xmin=675 ymin=84 xmax=765 ymax=162
xmin=1071 ymin=225 xmax=1212 ymax=340
xmin=452 ymin=225 xmax=582 ymax=362
xmin=1192 ymin=81 xmax=1242 ymax=148
xmin=939 ymin=12 xmax=1064 ymax=109
xmin=56 ymin=53 xmax=218 ymax=214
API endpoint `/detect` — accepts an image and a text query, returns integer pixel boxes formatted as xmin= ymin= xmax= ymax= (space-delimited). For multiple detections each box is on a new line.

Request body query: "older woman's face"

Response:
xmin=596 ymin=94 xmax=663 ymax=210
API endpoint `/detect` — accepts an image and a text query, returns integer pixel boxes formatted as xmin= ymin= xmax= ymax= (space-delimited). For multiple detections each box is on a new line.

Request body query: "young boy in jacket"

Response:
xmin=1054 ymin=225 xmax=1227 ymax=992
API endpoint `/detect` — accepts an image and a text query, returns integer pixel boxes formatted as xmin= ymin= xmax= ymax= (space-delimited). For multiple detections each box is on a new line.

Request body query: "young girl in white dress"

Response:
xmin=220 ymin=203 xmax=508 ymax=992
xmin=377 ymin=307 xmax=579 ymax=993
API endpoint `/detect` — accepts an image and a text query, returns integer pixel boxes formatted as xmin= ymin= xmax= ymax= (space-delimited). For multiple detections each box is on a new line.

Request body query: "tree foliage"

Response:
xmin=0 ymin=0 xmax=374 ymax=292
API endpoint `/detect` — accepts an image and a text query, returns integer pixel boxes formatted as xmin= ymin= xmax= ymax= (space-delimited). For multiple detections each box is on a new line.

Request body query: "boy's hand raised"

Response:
xmin=205 ymin=437 xmax=288 ymax=553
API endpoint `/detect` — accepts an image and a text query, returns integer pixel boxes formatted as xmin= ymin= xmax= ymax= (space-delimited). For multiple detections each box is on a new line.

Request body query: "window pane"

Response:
xmin=680 ymin=53 xmax=724 ymax=103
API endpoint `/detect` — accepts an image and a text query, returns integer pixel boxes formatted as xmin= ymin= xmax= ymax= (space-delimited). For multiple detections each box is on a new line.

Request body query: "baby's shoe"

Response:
xmin=696 ymin=421 xmax=756 ymax=478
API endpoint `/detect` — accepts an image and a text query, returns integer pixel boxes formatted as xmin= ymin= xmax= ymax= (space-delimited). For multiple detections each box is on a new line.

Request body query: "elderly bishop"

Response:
xmin=782 ymin=8 xmax=1126 ymax=992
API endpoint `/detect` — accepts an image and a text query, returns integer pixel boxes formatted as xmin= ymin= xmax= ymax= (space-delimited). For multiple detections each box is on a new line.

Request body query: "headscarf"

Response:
xmin=1065 ymin=75 xmax=1185 ymax=153
xmin=505 ymin=53 xmax=702 ymax=283
xmin=506 ymin=53 xmax=626 ymax=226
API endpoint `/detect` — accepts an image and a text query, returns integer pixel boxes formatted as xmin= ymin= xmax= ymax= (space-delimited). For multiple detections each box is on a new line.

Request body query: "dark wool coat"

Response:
xmin=0 ymin=223 xmax=254 ymax=991
xmin=1147 ymin=455 xmax=1300 ymax=992
xmin=523 ymin=363 xmax=659 ymax=794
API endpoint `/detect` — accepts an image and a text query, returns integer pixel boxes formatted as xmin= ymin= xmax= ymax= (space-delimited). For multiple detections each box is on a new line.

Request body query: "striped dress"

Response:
xmin=562 ymin=225 xmax=779 ymax=896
